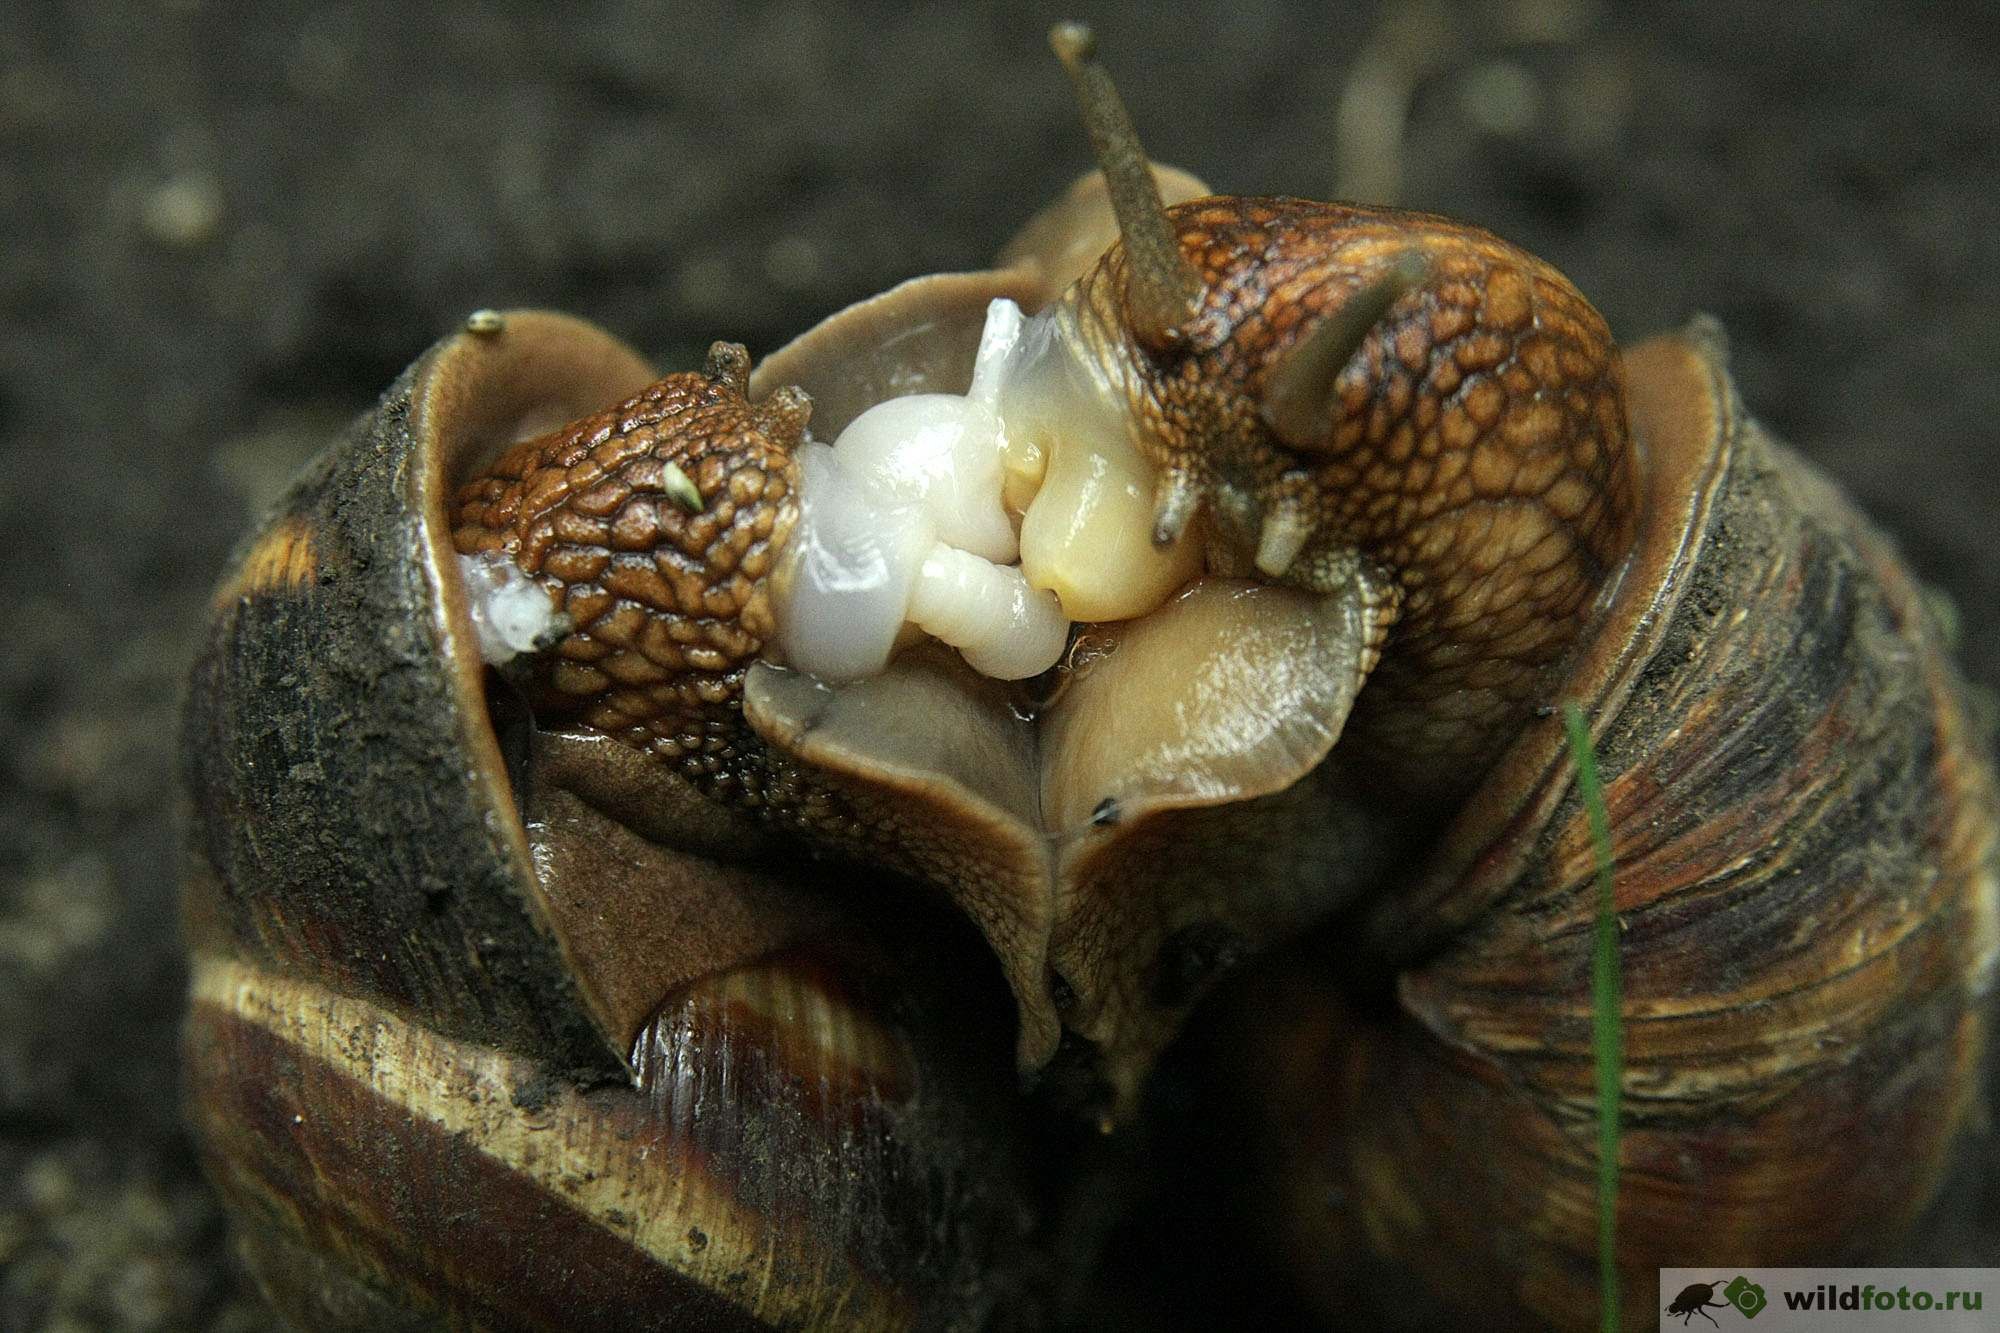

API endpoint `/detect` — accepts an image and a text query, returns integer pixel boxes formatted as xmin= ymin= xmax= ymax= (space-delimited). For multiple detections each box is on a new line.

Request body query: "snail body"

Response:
xmin=182 ymin=24 xmax=1996 ymax=1332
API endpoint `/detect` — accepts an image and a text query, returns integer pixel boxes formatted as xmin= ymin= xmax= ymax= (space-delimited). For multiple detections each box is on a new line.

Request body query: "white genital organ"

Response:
xmin=459 ymin=549 xmax=562 ymax=666
xmin=772 ymin=299 xmax=1201 ymax=681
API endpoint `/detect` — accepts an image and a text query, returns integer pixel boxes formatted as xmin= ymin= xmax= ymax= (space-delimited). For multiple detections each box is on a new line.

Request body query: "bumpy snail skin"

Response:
xmin=432 ymin=165 xmax=1392 ymax=1109
xmin=1058 ymin=196 xmax=1636 ymax=803
xmin=450 ymin=342 xmax=806 ymax=800
xmin=439 ymin=314 xmax=1391 ymax=1107
xmin=431 ymin=195 xmax=1640 ymax=1108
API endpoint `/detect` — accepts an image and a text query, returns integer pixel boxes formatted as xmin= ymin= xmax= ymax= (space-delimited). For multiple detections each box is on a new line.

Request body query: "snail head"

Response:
xmin=1047 ymin=21 xmax=1638 ymax=792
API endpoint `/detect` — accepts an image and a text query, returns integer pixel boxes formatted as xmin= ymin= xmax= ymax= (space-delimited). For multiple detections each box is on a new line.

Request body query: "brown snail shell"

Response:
xmin=1207 ymin=322 xmax=1999 ymax=1327
xmin=179 ymin=28 xmax=1999 ymax=1331
xmin=182 ymin=310 xmax=1046 ymax=1329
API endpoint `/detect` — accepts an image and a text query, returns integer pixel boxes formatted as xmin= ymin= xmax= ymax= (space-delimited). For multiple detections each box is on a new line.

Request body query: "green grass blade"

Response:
xmin=1562 ymin=701 xmax=1623 ymax=1333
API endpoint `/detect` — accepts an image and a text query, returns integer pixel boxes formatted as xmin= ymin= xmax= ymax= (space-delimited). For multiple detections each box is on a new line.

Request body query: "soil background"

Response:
xmin=2 ymin=1 xmax=1996 ymax=1327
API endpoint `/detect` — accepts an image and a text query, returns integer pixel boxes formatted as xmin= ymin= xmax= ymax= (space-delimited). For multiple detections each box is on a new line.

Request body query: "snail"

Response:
xmin=180 ymin=20 xmax=1998 ymax=1332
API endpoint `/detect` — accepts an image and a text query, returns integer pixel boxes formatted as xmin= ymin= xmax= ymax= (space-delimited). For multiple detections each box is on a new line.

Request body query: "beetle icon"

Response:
xmin=1666 ymin=1280 xmax=1731 ymax=1326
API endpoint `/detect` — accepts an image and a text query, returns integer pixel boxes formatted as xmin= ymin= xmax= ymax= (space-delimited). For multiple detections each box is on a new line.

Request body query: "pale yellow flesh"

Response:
xmin=1007 ymin=385 xmax=1204 ymax=623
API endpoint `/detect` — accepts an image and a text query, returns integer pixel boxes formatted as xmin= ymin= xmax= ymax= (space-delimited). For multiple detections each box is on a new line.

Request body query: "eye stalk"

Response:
xmin=1258 ymin=248 xmax=1434 ymax=452
xmin=1049 ymin=20 xmax=1205 ymax=349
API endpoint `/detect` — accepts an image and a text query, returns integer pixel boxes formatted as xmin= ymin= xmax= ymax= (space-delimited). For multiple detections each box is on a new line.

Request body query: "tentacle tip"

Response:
xmin=1150 ymin=470 xmax=1201 ymax=548
xmin=1254 ymin=507 xmax=1314 ymax=579
xmin=702 ymin=341 xmax=753 ymax=393
xmin=1387 ymin=246 xmax=1435 ymax=289
xmin=530 ymin=611 xmax=576 ymax=652
xmin=757 ymin=384 xmax=815 ymax=451
xmin=1049 ymin=20 xmax=1095 ymax=67
xmin=1130 ymin=305 xmax=1197 ymax=354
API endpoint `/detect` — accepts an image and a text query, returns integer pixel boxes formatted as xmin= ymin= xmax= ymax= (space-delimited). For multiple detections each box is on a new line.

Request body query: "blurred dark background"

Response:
xmin=1 ymin=1 xmax=1995 ymax=1326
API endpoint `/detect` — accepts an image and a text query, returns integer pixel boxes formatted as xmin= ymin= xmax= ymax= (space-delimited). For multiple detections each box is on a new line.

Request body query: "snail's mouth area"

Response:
xmin=750 ymin=296 xmax=1368 ymax=848
xmin=738 ymin=299 xmax=1379 ymax=1084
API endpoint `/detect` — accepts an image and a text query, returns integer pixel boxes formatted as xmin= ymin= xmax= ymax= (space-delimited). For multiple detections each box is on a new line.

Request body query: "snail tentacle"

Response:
xmin=1048 ymin=21 xmax=1203 ymax=349
xmin=1258 ymin=247 xmax=1434 ymax=451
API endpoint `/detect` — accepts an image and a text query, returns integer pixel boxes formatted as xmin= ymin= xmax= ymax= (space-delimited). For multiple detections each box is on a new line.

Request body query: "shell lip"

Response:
xmin=405 ymin=309 xmax=664 ymax=1069
xmin=1366 ymin=319 xmax=1739 ymax=960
